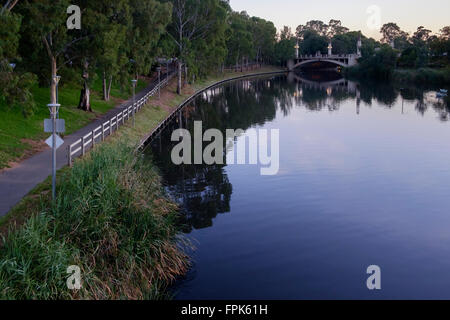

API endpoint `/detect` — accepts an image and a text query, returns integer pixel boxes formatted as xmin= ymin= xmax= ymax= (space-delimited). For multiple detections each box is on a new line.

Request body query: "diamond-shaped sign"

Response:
xmin=45 ymin=134 xmax=64 ymax=150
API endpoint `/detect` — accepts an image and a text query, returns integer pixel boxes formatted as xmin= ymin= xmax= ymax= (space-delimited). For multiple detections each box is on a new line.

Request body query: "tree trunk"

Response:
xmin=78 ymin=61 xmax=92 ymax=111
xmin=78 ymin=83 xmax=91 ymax=112
xmin=177 ymin=61 xmax=182 ymax=94
xmin=107 ymin=75 xmax=112 ymax=101
xmin=50 ymin=57 xmax=57 ymax=104
xmin=103 ymin=70 xmax=108 ymax=101
xmin=184 ymin=64 xmax=188 ymax=87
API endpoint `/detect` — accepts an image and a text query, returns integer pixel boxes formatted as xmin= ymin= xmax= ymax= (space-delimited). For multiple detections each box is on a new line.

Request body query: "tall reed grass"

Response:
xmin=0 ymin=138 xmax=188 ymax=299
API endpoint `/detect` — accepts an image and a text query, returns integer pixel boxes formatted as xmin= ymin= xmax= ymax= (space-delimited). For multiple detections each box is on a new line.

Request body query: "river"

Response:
xmin=147 ymin=72 xmax=450 ymax=299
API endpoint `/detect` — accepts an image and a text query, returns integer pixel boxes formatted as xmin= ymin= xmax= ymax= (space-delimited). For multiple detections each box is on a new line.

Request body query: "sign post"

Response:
xmin=47 ymin=103 xmax=61 ymax=200
xmin=46 ymin=75 xmax=64 ymax=201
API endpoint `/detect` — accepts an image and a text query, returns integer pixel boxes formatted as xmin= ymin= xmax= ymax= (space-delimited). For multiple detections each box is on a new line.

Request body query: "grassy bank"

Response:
xmin=393 ymin=68 xmax=450 ymax=85
xmin=0 ymin=78 xmax=148 ymax=170
xmin=345 ymin=66 xmax=450 ymax=86
xmin=0 ymin=66 xmax=283 ymax=299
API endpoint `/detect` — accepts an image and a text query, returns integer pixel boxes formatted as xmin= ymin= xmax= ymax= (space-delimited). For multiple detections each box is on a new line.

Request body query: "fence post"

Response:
xmin=68 ymin=144 xmax=72 ymax=167
xmin=116 ymin=116 xmax=119 ymax=131
xmin=102 ymin=123 xmax=105 ymax=141
xmin=82 ymin=136 xmax=85 ymax=156
xmin=109 ymin=120 xmax=112 ymax=136
xmin=92 ymin=130 xmax=95 ymax=148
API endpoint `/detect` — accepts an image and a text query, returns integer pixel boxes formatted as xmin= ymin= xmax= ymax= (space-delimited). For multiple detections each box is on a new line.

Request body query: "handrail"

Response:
xmin=68 ymin=72 xmax=175 ymax=166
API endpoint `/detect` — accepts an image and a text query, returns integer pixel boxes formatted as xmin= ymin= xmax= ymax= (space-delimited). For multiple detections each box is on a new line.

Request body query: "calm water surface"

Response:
xmin=148 ymin=73 xmax=450 ymax=299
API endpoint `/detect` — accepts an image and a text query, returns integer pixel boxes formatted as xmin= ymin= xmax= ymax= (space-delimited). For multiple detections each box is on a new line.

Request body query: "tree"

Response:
xmin=348 ymin=44 xmax=397 ymax=80
xmin=439 ymin=26 xmax=450 ymax=41
xmin=327 ymin=19 xmax=349 ymax=38
xmin=226 ymin=11 xmax=254 ymax=68
xmin=411 ymin=26 xmax=433 ymax=67
xmin=305 ymin=20 xmax=328 ymax=37
xmin=0 ymin=0 xmax=37 ymax=117
xmin=250 ymin=16 xmax=276 ymax=64
xmin=380 ymin=23 xmax=409 ymax=49
xmin=412 ymin=26 xmax=432 ymax=44
xmin=127 ymin=0 xmax=172 ymax=78
xmin=164 ymin=0 xmax=228 ymax=94
xmin=1 ymin=0 xmax=19 ymax=13
xmin=300 ymin=30 xmax=328 ymax=55
xmin=17 ymin=0 xmax=90 ymax=105
xmin=279 ymin=26 xmax=293 ymax=41
xmin=274 ymin=26 xmax=295 ymax=65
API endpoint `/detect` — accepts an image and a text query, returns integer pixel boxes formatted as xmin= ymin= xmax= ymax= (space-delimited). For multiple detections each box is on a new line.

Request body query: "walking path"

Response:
xmin=0 ymin=72 xmax=172 ymax=216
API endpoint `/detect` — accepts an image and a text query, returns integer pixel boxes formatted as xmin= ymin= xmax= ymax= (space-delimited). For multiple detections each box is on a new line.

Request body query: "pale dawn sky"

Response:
xmin=230 ymin=0 xmax=450 ymax=40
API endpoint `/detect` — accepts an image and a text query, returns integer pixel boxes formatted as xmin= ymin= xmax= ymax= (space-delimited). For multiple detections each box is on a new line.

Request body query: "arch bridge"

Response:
xmin=288 ymin=53 xmax=361 ymax=71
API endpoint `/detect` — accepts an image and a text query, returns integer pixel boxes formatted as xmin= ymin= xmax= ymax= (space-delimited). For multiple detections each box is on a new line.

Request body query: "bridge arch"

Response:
xmin=292 ymin=59 xmax=348 ymax=69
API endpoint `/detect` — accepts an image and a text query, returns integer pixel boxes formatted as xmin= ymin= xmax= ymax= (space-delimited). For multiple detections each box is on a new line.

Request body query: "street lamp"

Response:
xmin=294 ymin=41 xmax=300 ymax=59
xmin=157 ymin=66 xmax=161 ymax=100
xmin=49 ymin=75 xmax=62 ymax=200
xmin=131 ymin=79 xmax=137 ymax=127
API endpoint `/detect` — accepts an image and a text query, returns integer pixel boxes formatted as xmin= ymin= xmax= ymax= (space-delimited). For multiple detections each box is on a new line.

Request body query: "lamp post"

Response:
xmin=49 ymin=75 xmax=61 ymax=200
xmin=295 ymin=41 xmax=300 ymax=59
xmin=131 ymin=79 xmax=137 ymax=127
xmin=157 ymin=66 xmax=161 ymax=100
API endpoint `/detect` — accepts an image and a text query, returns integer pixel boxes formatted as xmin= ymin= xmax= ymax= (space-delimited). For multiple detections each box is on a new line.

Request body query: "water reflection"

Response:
xmin=148 ymin=72 xmax=449 ymax=234
xmin=147 ymin=73 xmax=450 ymax=299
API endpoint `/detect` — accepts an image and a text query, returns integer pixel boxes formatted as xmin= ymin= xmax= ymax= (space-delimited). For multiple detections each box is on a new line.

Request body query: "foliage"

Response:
xmin=346 ymin=45 xmax=397 ymax=80
xmin=273 ymin=26 xmax=295 ymax=65
xmin=0 ymin=9 xmax=37 ymax=116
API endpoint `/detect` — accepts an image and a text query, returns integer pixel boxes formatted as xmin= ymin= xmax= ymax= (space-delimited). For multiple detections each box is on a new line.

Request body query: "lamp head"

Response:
xmin=47 ymin=103 xmax=61 ymax=115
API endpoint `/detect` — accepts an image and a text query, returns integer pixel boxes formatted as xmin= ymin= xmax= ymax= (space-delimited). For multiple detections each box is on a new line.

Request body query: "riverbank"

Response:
xmin=392 ymin=68 xmax=450 ymax=85
xmin=0 ymin=66 xmax=283 ymax=299
xmin=345 ymin=65 xmax=450 ymax=86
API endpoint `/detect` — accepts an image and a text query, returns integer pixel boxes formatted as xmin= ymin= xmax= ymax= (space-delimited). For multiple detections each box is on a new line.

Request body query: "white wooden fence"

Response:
xmin=68 ymin=73 xmax=175 ymax=166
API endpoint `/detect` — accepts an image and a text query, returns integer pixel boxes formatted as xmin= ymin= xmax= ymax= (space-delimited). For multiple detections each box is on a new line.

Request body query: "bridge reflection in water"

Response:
xmin=288 ymin=71 xmax=362 ymax=114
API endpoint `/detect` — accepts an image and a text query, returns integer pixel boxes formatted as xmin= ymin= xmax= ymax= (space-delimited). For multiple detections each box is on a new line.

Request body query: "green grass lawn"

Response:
xmin=0 ymin=78 xmax=148 ymax=169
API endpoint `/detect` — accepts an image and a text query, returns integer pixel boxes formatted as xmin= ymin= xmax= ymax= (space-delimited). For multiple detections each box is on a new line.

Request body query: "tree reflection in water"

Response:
xmin=147 ymin=72 xmax=450 ymax=233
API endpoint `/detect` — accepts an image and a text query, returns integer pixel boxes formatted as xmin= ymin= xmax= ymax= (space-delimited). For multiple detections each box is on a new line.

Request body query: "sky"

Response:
xmin=230 ymin=0 xmax=450 ymax=40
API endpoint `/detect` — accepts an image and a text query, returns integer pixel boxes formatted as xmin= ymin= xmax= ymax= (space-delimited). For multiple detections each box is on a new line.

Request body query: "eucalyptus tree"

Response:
xmin=274 ymin=26 xmax=295 ymax=65
xmin=17 ymin=0 xmax=88 ymax=105
xmin=380 ymin=23 xmax=409 ymax=49
xmin=163 ymin=0 xmax=228 ymax=94
xmin=327 ymin=19 xmax=349 ymax=39
xmin=127 ymin=0 xmax=172 ymax=79
xmin=92 ymin=0 xmax=132 ymax=101
xmin=250 ymin=16 xmax=276 ymax=64
xmin=225 ymin=11 xmax=254 ymax=68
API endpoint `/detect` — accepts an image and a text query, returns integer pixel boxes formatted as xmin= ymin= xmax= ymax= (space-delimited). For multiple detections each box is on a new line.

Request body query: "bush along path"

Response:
xmin=0 ymin=71 xmax=175 ymax=217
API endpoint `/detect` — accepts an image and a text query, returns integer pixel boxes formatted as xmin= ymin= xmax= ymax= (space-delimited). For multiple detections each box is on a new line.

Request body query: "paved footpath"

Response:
xmin=0 ymin=73 xmax=171 ymax=217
